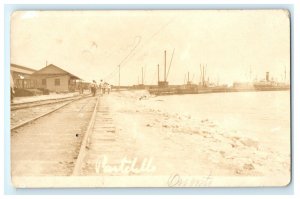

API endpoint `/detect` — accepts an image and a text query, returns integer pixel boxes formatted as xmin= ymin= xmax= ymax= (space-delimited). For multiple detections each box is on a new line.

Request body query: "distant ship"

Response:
xmin=149 ymin=71 xmax=289 ymax=96
xmin=232 ymin=72 xmax=290 ymax=92
xmin=147 ymin=51 xmax=290 ymax=96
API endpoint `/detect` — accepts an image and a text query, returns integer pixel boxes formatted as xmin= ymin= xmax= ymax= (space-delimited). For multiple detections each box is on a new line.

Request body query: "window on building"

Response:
xmin=42 ymin=79 xmax=46 ymax=85
xmin=55 ymin=78 xmax=60 ymax=86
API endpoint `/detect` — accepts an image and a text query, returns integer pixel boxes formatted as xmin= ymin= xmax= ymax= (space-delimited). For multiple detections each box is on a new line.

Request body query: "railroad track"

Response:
xmin=11 ymin=96 xmax=98 ymax=177
xmin=72 ymin=95 xmax=126 ymax=176
xmin=11 ymin=94 xmax=91 ymax=111
xmin=11 ymin=94 xmax=92 ymax=131
xmin=11 ymin=93 xmax=129 ymax=178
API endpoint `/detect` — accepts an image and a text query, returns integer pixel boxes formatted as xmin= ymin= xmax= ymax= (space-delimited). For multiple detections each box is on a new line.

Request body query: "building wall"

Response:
xmin=11 ymin=65 xmax=36 ymax=75
xmin=46 ymin=76 xmax=70 ymax=92
xmin=34 ymin=75 xmax=70 ymax=92
xmin=10 ymin=65 xmax=37 ymax=89
xmin=11 ymin=71 xmax=37 ymax=89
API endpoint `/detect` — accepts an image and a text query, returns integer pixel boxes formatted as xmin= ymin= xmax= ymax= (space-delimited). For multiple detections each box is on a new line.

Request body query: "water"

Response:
xmin=150 ymin=91 xmax=291 ymax=153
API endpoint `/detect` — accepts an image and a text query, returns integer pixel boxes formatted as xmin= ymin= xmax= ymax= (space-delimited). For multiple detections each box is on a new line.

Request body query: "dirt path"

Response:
xmin=11 ymin=96 xmax=97 ymax=177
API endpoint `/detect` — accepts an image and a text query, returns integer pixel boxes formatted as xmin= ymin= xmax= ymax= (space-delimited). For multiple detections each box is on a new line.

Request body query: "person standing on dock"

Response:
xmin=103 ymin=82 xmax=108 ymax=94
xmin=90 ymin=80 xmax=97 ymax=96
xmin=99 ymin=80 xmax=104 ymax=95
xmin=78 ymin=82 xmax=83 ymax=94
xmin=102 ymin=82 xmax=106 ymax=94
xmin=107 ymin=83 xmax=111 ymax=94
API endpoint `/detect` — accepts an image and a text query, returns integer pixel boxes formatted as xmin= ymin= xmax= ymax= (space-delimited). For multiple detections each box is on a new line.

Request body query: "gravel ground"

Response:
xmin=11 ymin=102 xmax=72 ymax=128
xmin=11 ymin=90 xmax=290 ymax=187
xmin=11 ymin=96 xmax=98 ymax=177
xmin=13 ymin=91 xmax=90 ymax=104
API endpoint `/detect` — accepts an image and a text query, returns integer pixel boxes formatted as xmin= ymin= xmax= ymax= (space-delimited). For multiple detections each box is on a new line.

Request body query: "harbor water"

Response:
xmin=145 ymin=90 xmax=291 ymax=154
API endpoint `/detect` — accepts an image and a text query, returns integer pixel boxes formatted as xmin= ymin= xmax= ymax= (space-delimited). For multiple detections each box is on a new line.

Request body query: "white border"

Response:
xmin=1 ymin=0 xmax=299 ymax=198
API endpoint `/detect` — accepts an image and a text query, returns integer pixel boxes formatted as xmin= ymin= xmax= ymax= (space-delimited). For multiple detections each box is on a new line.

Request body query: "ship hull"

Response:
xmin=148 ymin=86 xmax=290 ymax=96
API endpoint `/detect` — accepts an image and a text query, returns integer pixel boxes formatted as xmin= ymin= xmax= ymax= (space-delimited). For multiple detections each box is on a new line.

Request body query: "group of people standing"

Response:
xmin=90 ymin=80 xmax=111 ymax=96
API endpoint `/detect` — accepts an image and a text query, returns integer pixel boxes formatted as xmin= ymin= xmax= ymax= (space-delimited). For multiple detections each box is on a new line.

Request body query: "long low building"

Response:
xmin=11 ymin=63 xmax=81 ymax=93
xmin=10 ymin=64 xmax=37 ymax=89
xmin=31 ymin=64 xmax=81 ymax=92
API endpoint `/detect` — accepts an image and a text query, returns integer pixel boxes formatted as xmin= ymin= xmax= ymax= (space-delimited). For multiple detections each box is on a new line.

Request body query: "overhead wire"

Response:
xmin=102 ymin=15 xmax=178 ymax=82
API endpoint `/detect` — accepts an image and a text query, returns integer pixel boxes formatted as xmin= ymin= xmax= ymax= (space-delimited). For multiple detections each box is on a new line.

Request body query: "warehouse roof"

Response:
xmin=32 ymin=64 xmax=80 ymax=79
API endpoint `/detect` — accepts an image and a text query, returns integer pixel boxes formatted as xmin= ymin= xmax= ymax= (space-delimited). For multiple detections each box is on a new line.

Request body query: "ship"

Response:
xmin=147 ymin=50 xmax=231 ymax=95
xmin=147 ymin=51 xmax=290 ymax=96
xmin=232 ymin=72 xmax=290 ymax=92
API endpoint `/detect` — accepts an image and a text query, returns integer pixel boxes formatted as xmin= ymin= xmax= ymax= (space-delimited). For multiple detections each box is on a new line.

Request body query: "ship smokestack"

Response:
xmin=266 ymin=72 xmax=269 ymax=82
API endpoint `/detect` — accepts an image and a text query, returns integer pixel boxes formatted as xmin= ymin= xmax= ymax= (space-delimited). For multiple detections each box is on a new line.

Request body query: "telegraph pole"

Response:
xmin=250 ymin=66 xmax=252 ymax=81
xmin=202 ymin=64 xmax=205 ymax=86
xmin=285 ymin=66 xmax=287 ymax=82
xmin=200 ymin=64 xmax=202 ymax=85
xmin=142 ymin=67 xmax=144 ymax=85
xmin=118 ymin=65 xmax=120 ymax=91
xmin=157 ymin=64 xmax=160 ymax=85
xmin=164 ymin=50 xmax=167 ymax=82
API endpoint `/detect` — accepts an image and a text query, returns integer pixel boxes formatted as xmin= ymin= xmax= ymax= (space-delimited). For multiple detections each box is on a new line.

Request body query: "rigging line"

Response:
xmin=166 ymin=48 xmax=175 ymax=79
xmin=119 ymin=36 xmax=142 ymax=66
xmin=117 ymin=16 xmax=176 ymax=67
xmin=126 ymin=16 xmax=177 ymax=65
xmin=116 ymin=15 xmax=177 ymax=69
xmin=102 ymin=36 xmax=141 ymax=81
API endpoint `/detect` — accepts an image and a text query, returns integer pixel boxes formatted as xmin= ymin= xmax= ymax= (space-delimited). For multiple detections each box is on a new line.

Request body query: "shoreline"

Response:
xmin=11 ymin=90 xmax=291 ymax=187
xmin=107 ymin=90 xmax=290 ymax=179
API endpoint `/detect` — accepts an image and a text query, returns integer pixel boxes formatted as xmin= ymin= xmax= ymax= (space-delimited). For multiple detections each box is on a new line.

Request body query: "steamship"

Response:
xmin=232 ymin=72 xmax=290 ymax=92
xmin=147 ymin=51 xmax=289 ymax=95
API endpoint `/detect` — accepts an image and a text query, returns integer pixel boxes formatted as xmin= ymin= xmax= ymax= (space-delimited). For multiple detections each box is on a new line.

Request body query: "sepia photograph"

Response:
xmin=10 ymin=10 xmax=291 ymax=187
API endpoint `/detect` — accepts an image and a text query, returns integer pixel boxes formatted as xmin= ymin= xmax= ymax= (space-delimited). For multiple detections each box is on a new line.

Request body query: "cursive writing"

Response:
xmin=167 ymin=172 xmax=213 ymax=187
xmin=95 ymin=155 xmax=156 ymax=175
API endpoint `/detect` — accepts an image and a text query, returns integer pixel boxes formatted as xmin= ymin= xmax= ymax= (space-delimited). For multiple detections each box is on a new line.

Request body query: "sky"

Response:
xmin=11 ymin=10 xmax=290 ymax=86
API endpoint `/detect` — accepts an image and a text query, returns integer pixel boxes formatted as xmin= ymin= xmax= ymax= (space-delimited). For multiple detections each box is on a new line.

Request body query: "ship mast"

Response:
xmin=164 ymin=50 xmax=167 ymax=82
xmin=285 ymin=66 xmax=287 ymax=82
xmin=202 ymin=64 xmax=206 ymax=87
xmin=142 ymin=67 xmax=144 ymax=85
xmin=250 ymin=66 xmax=252 ymax=82
xmin=157 ymin=64 xmax=160 ymax=84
